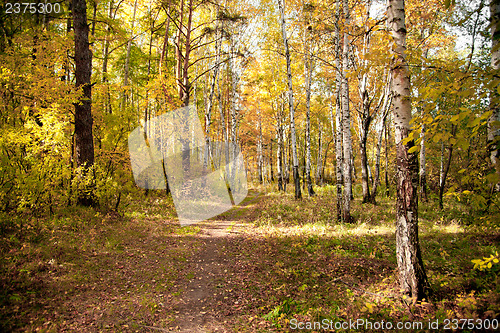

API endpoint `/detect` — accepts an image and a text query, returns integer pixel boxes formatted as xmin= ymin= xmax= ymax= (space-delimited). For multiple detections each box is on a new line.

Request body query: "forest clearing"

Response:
xmin=0 ymin=0 xmax=499 ymax=331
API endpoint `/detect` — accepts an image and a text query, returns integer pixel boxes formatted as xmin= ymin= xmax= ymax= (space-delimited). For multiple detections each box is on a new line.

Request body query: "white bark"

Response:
xmin=388 ymin=0 xmax=427 ymax=301
xmin=489 ymin=0 xmax=500 ymax=189
xmin=341 ymin=0 xmax=353 ymax=222
xmin=278 ymin=0 xmax=301 ymax=198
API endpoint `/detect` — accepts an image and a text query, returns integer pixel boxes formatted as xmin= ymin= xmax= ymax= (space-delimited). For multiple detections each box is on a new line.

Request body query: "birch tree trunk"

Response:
xmin=388 ymin=0 xmax=428 ymax=302
xmin=489 ymin=0 xmax=500 ymax=191
xmin=304 ymin=11 xmax=315 ymax=196
xmin=204 ymin=18 xmax=221 ymax=169
xmin=277 ymin=108 xmax=285 ymax=191
xmin=372 ymin=94 xmax=390 ymax=203
xmin=341 ymin=0 xmax=353 ymax=222
xmin=333 ymin=0 xmax=343 ymax=221
xmin=371 ymin=73 xmax=391 ymax=202
xmin=73 ymin=0 xmax=95 ymax=206
xmin=278 ymin=0 xmax=301 ymax=199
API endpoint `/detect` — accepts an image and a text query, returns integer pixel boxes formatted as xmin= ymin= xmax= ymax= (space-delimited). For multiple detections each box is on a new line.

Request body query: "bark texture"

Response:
xmin=73 ymin=0 xmax=95 ymax=206
xmin=388 ymin=0 xmax=428 ymax=302
xmin=489 ymin=0 xmax=500 ymax=190
xmin=341 ymin=0 xmax=352 ymax=222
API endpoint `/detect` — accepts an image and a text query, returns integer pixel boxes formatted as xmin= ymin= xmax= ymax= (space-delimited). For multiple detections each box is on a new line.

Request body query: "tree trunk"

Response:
xmin=341 ymin=0 xmax=353 ymax=222
xmin=359 ymin=115 xmax=372 ymax=203
xmin=73 ymin=0 xmax=95 ymax=206
xmin=489 ymin=0 xmax=500 ymax=191
xmin=372 ymin=107 xmax=389 ymax=203
xmin=204 ymin=17 xmax=221 ymax=170
xmin=278 ymin=0 xmax=301 ymax=199
xmin=124 ymin=0 xmax=138 ymax=88
xmin=419 ymin=123 xmax=428 ymax=201
xmin=316 ymin=124 xmax=324 ymax=185
xmin=258 ymin=109 xmax=263 ymax=184
xmin=385 ymin=119 xmax=390 ymax=196
xmin=388 ymin=0 xmax=428 ymax=302
xmin=438 ymin=126 xmax=456 ymax=209
xmin=333 ymin=0 xmax=343 ymax=221
xmin=277 ymin=111 xmax=284 ymax=191
xmin=304 ymin=13 xmax=315 ymax=196
xmin=181 ymin=0 xmax=194 ymax=106
xmin=371 ymin=76 xmax=391 ymax=203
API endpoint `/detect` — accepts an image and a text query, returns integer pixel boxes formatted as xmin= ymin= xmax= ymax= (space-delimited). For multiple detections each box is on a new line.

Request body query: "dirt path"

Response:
xmin=167 ymin=190 xmax=261 ymax=333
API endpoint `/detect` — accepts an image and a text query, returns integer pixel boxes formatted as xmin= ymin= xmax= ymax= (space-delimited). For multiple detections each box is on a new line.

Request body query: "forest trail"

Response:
xmin=166 ymin=190 xmax=262 ymax=333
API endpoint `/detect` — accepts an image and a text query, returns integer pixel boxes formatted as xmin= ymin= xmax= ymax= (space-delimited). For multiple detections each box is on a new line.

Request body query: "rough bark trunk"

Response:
xmin=388 ymin=0 xmax=428 ymax=302
xmin=73 ymin=0 xmax=95 ymax=206
xmin=278 ymin=0 xmax=301 ymax=199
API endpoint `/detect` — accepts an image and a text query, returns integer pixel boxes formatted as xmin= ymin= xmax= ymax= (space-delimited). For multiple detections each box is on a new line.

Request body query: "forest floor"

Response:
xmin=1 ymin=185 xmax=499 ymax=332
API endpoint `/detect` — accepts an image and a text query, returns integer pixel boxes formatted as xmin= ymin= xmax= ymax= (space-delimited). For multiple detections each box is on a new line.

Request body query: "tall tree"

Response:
xmin=387 ymin=0 xmax=428 ymax=301
xmin=278 ymin=0 xmax=301 ymax=199
xmin=341 ymin=0 xmax=352 ymax=222
xmin=333 ymin=0 xmax=343 ymax=221
xmin=304 ymin=2 xmax=315 ymax=197
xmin=73 ymin=0 xmax=95 ymax=206
xmin=489 ymin=0 xmax=500 ymax=190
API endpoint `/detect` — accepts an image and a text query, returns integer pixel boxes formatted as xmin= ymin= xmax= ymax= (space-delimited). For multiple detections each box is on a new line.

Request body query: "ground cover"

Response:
xmin=0 ymin=185 xmax=498 ymax=332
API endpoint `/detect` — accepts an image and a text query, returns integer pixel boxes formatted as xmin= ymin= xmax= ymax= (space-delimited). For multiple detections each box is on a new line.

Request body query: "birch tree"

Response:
xmin=278 ymin=0 xmax=301 ymax=199
xmin=341 ymin=0 xmax=353 ymax=222
xmin=489 ymin=0 xmax=500 ymax=190
xmin=304 ymin=3 xmax=315 ymax=196
xmin=388 ymin=0 xmax=428 ymax=301
xmin=333 ymin=0 xmax=343 ymax=221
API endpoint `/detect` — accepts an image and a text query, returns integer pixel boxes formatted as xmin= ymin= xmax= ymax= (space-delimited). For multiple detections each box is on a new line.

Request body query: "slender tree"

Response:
xmin=388 ymin=0 xmax=428 ymax=301
xmin=341 ymin=0 xmax=353 ymax=222
xmin=333 ymin=0 xmax=343 ymax=221
xmin=304 ymin=3 xmax=315 ymax=196
xmin=278 ymin=0 xmax=301 ymax=199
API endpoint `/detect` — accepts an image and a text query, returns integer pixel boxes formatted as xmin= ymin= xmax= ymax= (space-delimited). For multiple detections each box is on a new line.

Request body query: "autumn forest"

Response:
xmin=1 ymin=0 xmax=499 ymax=331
